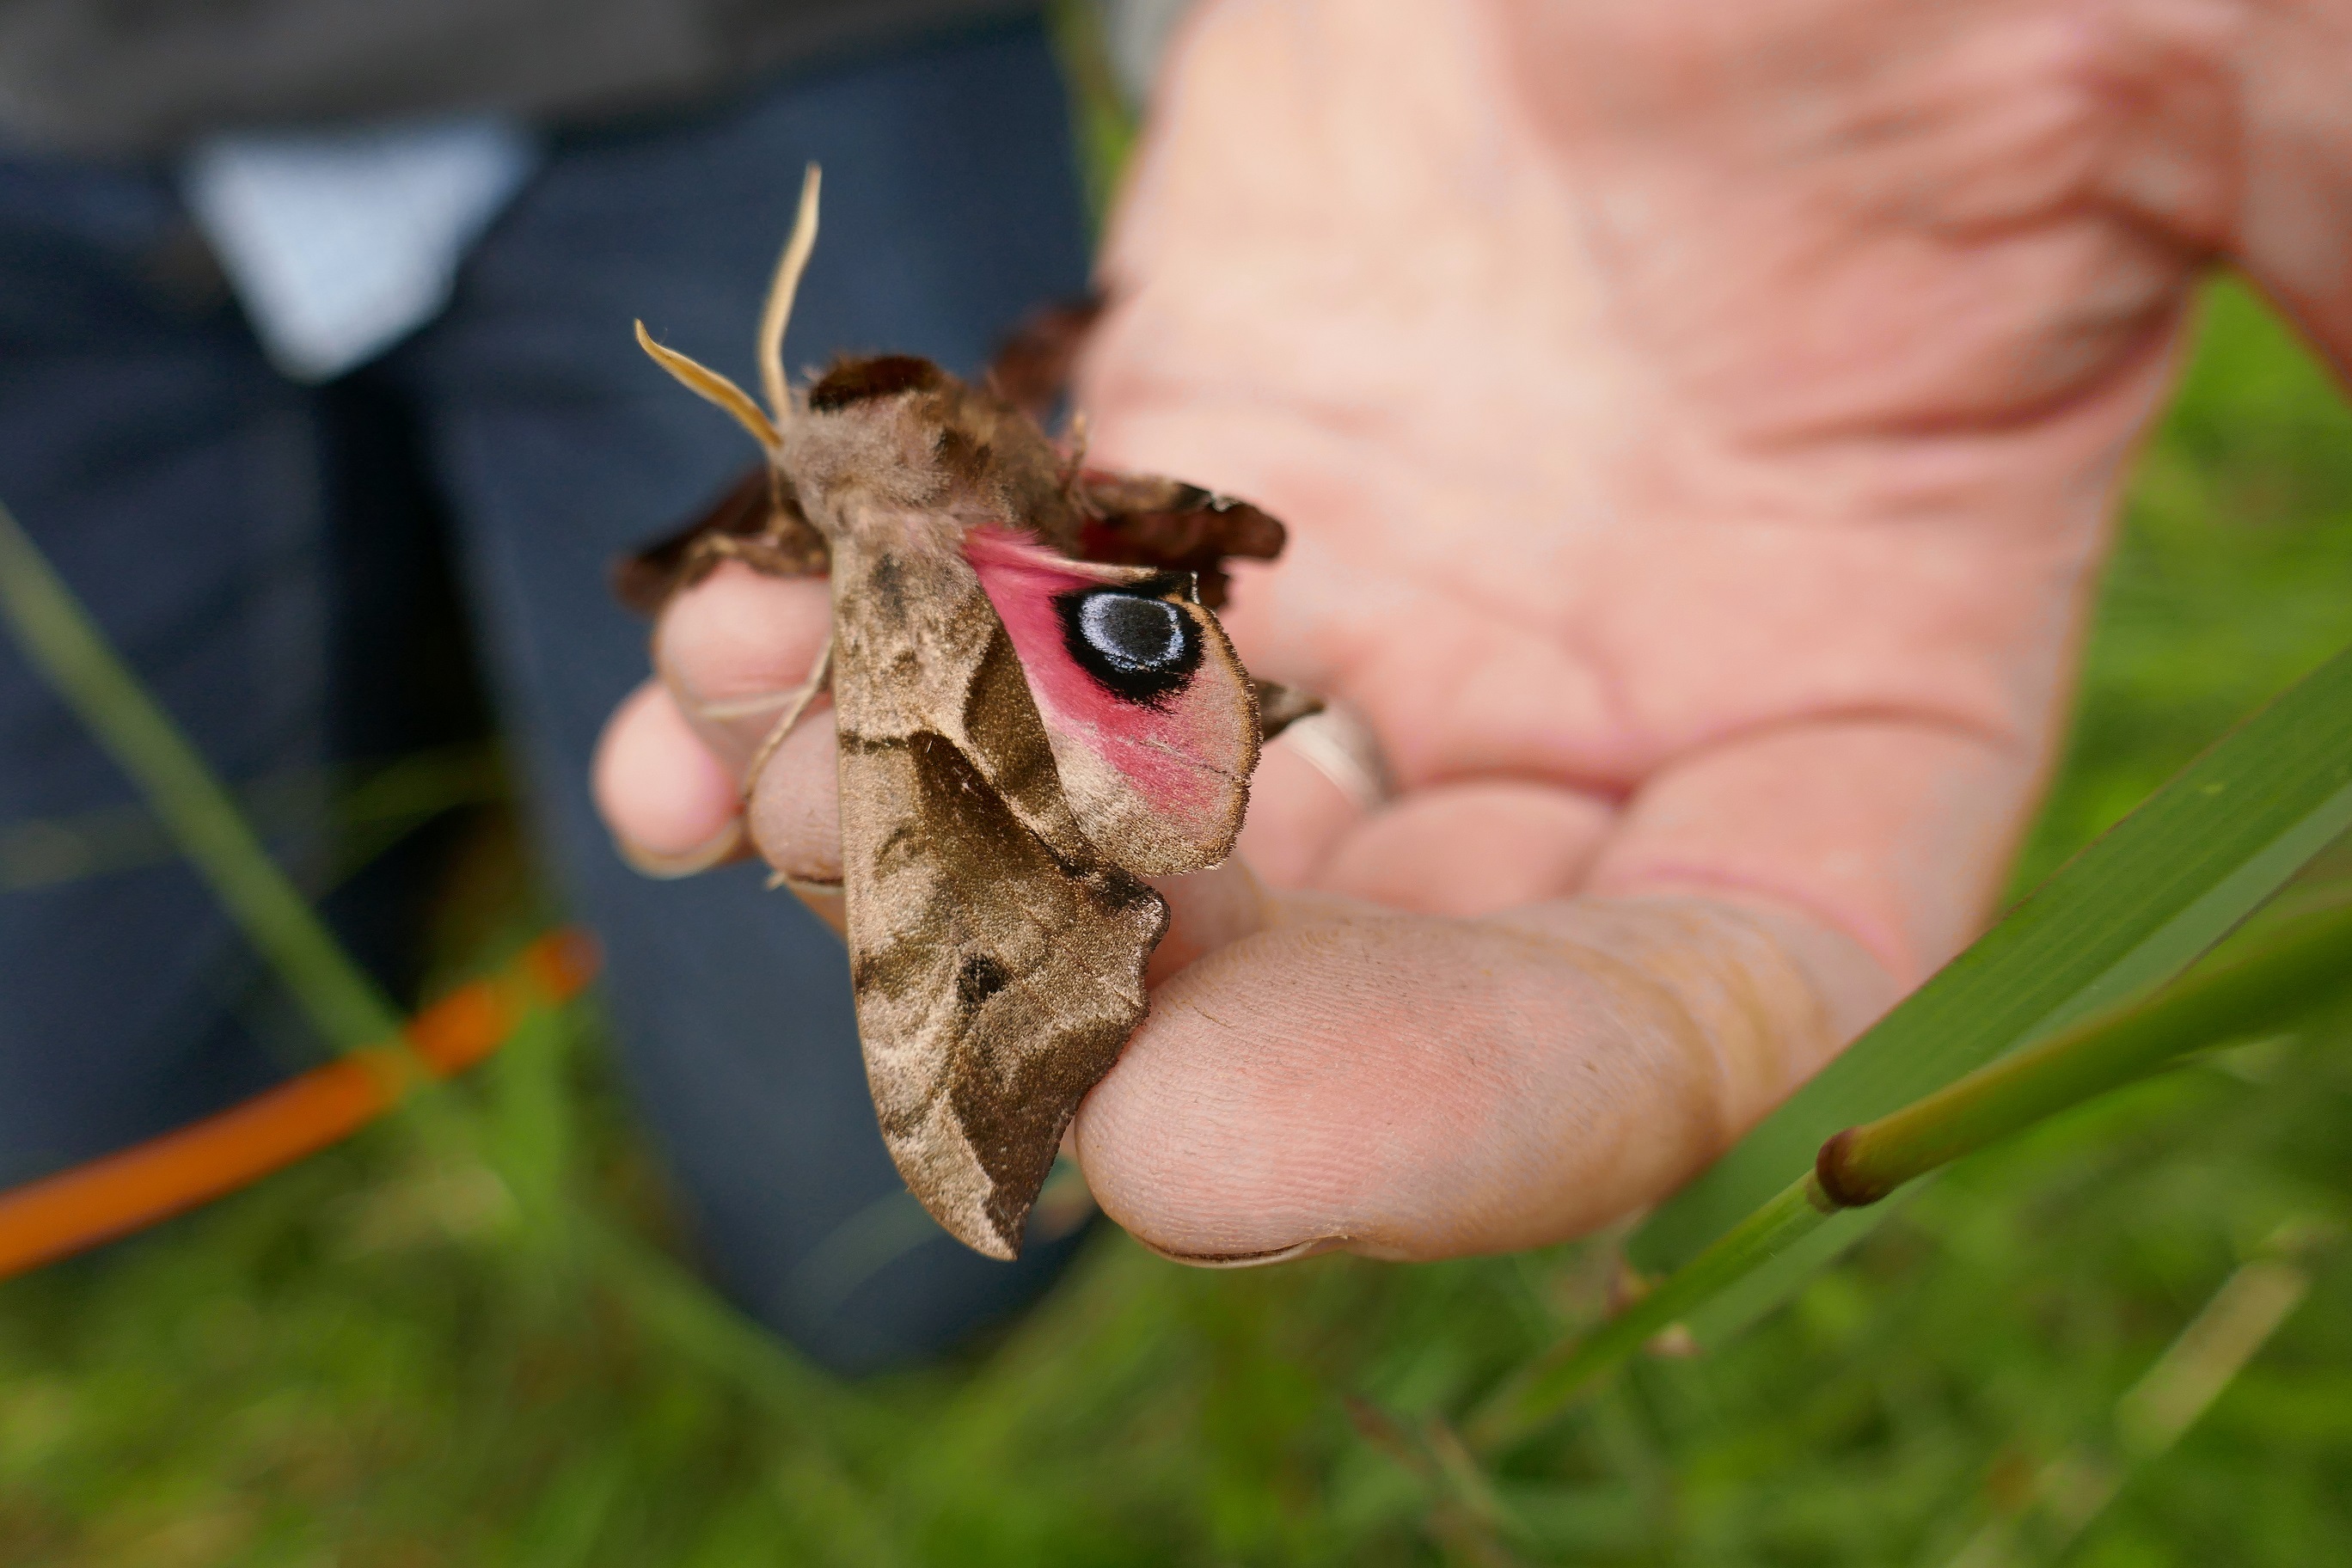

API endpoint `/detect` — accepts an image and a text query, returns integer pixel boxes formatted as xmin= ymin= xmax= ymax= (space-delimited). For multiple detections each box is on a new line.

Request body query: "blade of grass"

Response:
xmin=1467 ymin=1175 xmax=1834 ymax=1452
xmin=1469 ymin=894 xmax=2352 ymax=1451
xmin=1942 ymin=1219 xmax=2332 ymax=1568
xmin=1632 ymin=638 xmax=2352 ymax=1280
xmin=1683 ymin=865 xmax=2352 ymax=1348
xmin=0 ymin=497 xmax=401 ymax=1051
xmin=0 ymin=491 xmax=842 ymax=1452
xmin=1675 ymin=1190 xmax=1926 ymax=1351
xmin=1048 ymin=0 xmax=1140 ymax=229
xmin=1 ymin=745 xmax=504 ymax=892
xmin=0 ymin=932 xmax=595 ymax=1277
xmin=0 ymin=493 xmax=847 ymax=1419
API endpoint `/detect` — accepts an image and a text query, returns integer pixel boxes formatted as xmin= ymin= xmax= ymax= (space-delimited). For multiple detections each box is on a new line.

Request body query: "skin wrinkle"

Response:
xmin=1520 ymin=0 xmax=2231 ymax=437
xmin=1765 ymin=301 xmax=2185 ymax=444
xmin=1597 ymin=861 xmax=1913 ymax=987
xmin=1506 ymin=925 xmax=1732 ymax=1155
xmin=1356 ymin=557 xmax=1635 ymax=778
xmin=1589 ymin=714 xmax=2039 ymax=983
xmin=599 ymin=0 xmax=2352 ymax=1265
xmin=1124 ymin=340 xmax=2154 ymax=799
xmin=1361 ymin=547 xmax=2034 ymax=795
xmin=1316 ymin=781 xmax=1617 ymax=916
xmin=1366 ymin=695 xmax=2031 ymax=830
xmin=1501 ymin=903 xmax=1805 ymax=1152
xmin=1831 ymin=11 xmax=2240 ymax=248
xmin=1633 ymin=712 xmax=2035 ymax=953
xmin=2235 ymin=2 xmax=2352 ymax=357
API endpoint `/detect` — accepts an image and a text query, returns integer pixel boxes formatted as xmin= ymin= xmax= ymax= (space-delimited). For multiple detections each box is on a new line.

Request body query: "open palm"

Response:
xmin=597 ymin=0 xmax=2348 ymax=1263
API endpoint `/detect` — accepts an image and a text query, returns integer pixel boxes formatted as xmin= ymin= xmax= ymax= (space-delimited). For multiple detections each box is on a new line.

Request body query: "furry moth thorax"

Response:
xmin=785 ymin=352 xmax=1076 ymax=554
xmin=628 ymin=166 xmax=1303 ymax=1260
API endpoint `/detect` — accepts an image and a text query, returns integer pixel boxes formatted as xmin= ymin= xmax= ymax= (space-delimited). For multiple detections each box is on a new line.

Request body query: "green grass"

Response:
xmin=7 ymin=278 xmax=2352 ymax=1565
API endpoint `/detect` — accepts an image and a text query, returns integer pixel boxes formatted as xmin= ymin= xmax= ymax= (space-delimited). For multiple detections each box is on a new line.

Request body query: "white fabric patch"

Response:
xmin=181 ymin=117 xmax=539 ymax=383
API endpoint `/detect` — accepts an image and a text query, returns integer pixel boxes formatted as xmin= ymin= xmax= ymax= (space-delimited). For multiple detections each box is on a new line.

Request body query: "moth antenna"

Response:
xmin=758 ymin=162 xmax=823 ymax=426
xmin=741 ymin=633 xmax=833 ymax=802
xmin=634 ymin=321 xmax=780 ymax=450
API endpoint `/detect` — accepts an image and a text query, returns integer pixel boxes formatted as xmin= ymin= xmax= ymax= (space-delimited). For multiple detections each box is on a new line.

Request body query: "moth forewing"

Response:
xmin=826 ymin=526 xmax=1166 ymax=1259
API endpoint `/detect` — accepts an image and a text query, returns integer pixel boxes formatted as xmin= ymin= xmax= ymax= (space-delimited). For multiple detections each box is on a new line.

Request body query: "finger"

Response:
xmin=1233 ymin=738 xmax=1363 ymax=890
xmin=1073 ymin=894 xmax=1893 ymax=1265
xmin=653 ymin=564 xmax=833 ymax=776
xmin=1314 ymin=780 xmax=1616 ymax=916
xmin=744 ymin=703 xmax=842 ymax=885
xmin=591 ymin=679 xmax=747 ymax=877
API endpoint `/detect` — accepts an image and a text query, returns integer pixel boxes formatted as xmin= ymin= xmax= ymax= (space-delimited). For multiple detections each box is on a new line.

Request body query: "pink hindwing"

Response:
xmin=964 ymin=526 xmax=1257 ymax=876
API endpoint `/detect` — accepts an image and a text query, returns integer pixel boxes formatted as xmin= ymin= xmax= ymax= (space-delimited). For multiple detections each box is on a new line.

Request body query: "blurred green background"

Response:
xmin=3 ymin=279 xmax=2351 ymax=1565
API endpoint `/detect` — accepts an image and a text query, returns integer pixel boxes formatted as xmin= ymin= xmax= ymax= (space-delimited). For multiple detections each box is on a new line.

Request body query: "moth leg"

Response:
xmin=1057 ymin=411 xmax=1092 ymax=504
xmin=740 ymin=631 xmax=833 ymax=801
xmin=1253 ymin=678 xmax=1326 ymax=741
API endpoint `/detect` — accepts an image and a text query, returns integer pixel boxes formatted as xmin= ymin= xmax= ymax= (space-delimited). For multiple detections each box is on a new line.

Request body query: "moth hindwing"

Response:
xmin=633 ymin=165 xmax=1277 ymax=1257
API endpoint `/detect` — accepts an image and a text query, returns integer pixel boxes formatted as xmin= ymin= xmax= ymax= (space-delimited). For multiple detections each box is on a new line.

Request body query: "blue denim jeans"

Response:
xmin=0 ymin=17 xmax=1095 ymax=1372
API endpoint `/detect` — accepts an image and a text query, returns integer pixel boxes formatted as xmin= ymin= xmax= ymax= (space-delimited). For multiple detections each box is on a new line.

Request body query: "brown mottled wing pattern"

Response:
xmin=1074 ymin=472 xmax=1287 ymax=610
xmin=610 ymin=464 xmax=829 ymax=614
xmin=828 ymin=524 xmax=1167 ymax=1260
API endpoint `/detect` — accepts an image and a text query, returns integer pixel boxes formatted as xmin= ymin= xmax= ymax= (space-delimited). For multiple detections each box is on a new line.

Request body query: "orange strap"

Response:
xmin=0 ymin=928 xmax=599 ymax=1282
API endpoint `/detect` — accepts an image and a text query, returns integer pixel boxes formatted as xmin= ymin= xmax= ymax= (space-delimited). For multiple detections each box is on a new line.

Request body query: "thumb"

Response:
xmin=1073 ymin=895 xmax=1892 ymax=1265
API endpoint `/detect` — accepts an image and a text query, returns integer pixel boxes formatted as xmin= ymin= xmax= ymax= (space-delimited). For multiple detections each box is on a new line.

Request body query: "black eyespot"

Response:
xmin=807 ymin=353 xmax=946 ymax=412
xmin=1057 ymin=582 xmax=1203 ymax=703
xmin=955 ymin=952 xmax=1009 ymax=1013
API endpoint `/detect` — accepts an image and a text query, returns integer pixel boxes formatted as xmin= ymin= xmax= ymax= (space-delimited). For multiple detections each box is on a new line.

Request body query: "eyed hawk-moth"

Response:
xmin=622 ymin=166 xmax=1308 ymax=1260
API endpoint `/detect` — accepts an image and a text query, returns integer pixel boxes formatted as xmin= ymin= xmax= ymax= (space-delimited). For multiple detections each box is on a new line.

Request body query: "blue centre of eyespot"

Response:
xmin=1076 ymin=592 xmax=1188 ymax=674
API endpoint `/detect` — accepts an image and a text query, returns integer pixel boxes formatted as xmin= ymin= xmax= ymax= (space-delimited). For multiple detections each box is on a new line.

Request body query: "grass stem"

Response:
xmin=0 ymin=498 xmax=402 ymax=1051
xmin=1464 ymin=1175 xmax=1830 ymax=1455
xmin=1816 ymin=897 xmax=2352 ymax=1207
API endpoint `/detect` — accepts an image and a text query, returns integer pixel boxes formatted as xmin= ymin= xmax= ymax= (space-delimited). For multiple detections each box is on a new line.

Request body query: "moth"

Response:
xmin=625 ymin=166 xmax=1308 ymax=1259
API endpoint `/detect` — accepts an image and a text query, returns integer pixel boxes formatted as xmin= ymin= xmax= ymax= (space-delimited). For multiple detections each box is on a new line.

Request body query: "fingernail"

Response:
xmin=1277 ymin=701 xmax=1394 ymax=811
xmin=614 ymin=818 xmax=745 ymax=879
xmin=1138 ymin=1234 xmax=1350 ymax=1270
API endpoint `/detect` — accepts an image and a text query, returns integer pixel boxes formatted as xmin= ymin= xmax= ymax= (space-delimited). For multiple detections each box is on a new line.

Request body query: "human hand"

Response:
xmin=597 ymin=0 xmax=2332 ymax=1262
